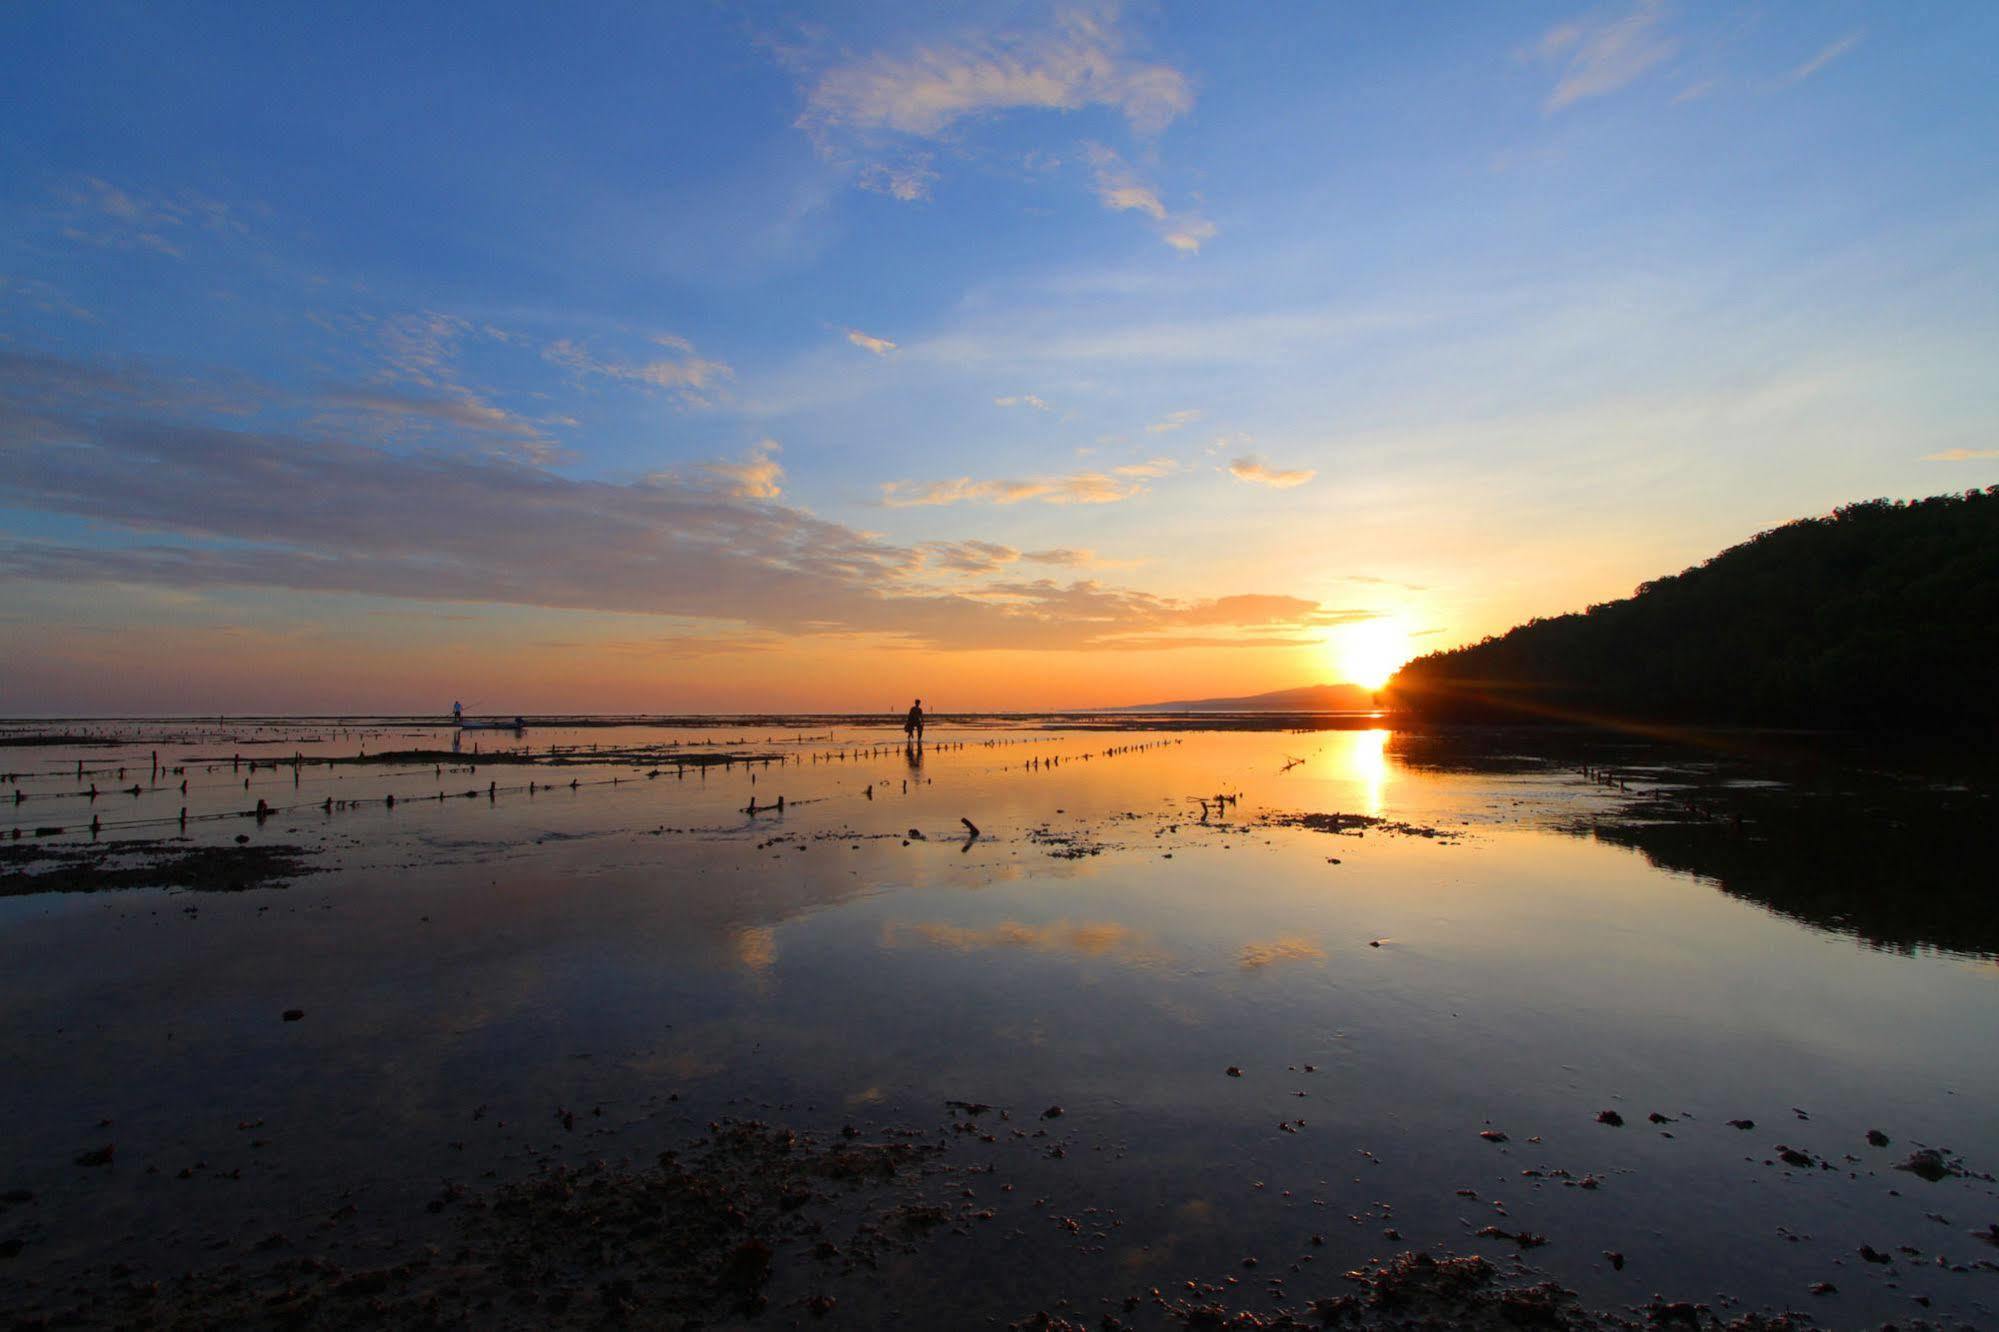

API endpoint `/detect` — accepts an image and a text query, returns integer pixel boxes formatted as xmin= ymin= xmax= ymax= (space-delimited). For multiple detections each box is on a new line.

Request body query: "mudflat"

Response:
xmin=1 ymin=717 xmax=1994 ymax=1328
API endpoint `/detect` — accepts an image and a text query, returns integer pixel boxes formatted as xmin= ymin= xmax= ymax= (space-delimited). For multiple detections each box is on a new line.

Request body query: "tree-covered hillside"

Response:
xmin=1386 ymin=487 xmax=1999 ymax=731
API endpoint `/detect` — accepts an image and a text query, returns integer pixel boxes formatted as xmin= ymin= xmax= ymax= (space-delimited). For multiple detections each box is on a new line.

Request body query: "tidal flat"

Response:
xmin=1 ymin=717 xmax=1994 ymax=1329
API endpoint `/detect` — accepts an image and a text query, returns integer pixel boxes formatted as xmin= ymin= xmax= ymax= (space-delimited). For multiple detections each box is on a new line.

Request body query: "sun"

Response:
xmin=1331 ymin=618 xmax=1411 ymax=692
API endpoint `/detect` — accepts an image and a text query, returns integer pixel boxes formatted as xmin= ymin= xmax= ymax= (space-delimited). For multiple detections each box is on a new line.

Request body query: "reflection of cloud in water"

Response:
xmin=845 ymin=1085 xmax=887 ymax=1106
xmin=1238 ymin=935 xmax=1325 ymax=970
xmin=734 ymin=925 xmax=777 ymax=975
xmin=882 ymin=918 xmax=1155 ymax=961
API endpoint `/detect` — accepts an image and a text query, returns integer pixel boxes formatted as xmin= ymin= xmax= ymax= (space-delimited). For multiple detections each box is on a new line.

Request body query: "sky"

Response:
xmin=2 ymin=1 xmax=1995 ymax=715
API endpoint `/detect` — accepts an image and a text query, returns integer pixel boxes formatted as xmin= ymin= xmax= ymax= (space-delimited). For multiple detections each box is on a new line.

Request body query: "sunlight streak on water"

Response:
xmin=1345 ymin=727 xmax=1390 ymax=815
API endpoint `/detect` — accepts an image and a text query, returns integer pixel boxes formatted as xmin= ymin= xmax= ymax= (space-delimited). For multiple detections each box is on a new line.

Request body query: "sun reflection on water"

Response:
xmin=1345 ymin=728 xmax=1391 ymax=816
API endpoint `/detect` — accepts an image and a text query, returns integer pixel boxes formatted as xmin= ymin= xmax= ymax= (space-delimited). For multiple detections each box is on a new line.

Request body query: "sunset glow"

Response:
xmin=1329 ymin=619 xmax=1412 ymax=694
xmin=3 ymin=9 xmax=1995 ymax=1326
xmin=0 ymin=6 xmax=1993 ymax=714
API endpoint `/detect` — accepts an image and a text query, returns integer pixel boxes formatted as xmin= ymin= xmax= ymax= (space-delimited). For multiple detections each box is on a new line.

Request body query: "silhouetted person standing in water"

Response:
xmin=904 ymin=698 xmax=925 ymax=743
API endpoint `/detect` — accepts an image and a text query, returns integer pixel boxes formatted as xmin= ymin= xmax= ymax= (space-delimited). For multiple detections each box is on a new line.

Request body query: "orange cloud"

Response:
xmin=702 ymin=440 xmax=784 ymax=499
xmin=846 ymin=328 xmax=897 ymax=356
xmin=1228 ymin=455 xmax=1315 ymax=489
xmin=881 ymin=468 xmax=1156 ymax=507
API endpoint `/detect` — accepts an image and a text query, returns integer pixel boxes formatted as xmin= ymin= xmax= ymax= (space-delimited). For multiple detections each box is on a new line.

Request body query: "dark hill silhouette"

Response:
xmin=1110 ymin=683 xmax=1378 ymax=713
xmin=1386 ymin=487 xmax=1999 ymax=731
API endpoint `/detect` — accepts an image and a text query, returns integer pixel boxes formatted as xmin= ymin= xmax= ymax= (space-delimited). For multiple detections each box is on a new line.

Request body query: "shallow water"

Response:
xmin=2 ymin=718 xmax=1995 ymax=1325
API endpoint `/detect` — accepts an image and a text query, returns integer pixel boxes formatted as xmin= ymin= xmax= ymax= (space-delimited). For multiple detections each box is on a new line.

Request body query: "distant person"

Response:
xmin=452 ymin=700 xmax=463 ymax=725
xmin=904 ymin=698 xmax=925 ymax=742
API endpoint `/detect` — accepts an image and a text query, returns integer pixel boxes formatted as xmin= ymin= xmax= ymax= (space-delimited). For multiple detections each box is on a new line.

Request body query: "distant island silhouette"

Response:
xmin=1387 ymin=487 xmax=1998 ymax=732
xmin=1109 ymin=683 xmax=1379 ymax=713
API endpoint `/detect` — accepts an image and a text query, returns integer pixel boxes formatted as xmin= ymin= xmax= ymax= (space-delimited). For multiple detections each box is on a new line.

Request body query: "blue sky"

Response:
xmin=2 ymin=1 xmax=1995 ymax=713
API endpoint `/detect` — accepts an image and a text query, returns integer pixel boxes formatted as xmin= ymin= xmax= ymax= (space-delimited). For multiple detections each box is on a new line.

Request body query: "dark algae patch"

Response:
xmin=324 ymin=746 xmax=793 ymax=770
xmin=0 ymin=840 xmax=323 ymax=896
xmin=328 ymin=748 xmax=539 ymax=766
xmin=10 ymin=1120 xmax=944 ymax=1330
xmin=1258 ymin=810 xmax=1461 ymax=840
xmin=1162 ymin=1251 xmax=1589 ymax=1330
xmin=0 ymin=1115 xmax=1853 ymax=1332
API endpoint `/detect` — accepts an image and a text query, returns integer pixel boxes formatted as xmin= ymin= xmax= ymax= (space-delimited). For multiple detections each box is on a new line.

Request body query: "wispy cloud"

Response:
xmin=787 ymin=7 xmax=1204 ymax=235
xmin=1084 ymin=145 xmax=1166 ymax=219
xmin=376 ymin=311 xmax=476 ymax=389
xmin=1228 ymin=454 xmax=1315 ymax=489
xmin=1535 ymin=4 xmax=1678 ymax=112
xmin=544 ymin=334 xmax=732 ymax=402
xmin=1922 ymin=448 xmax=1999 ymax=462
xmin=0 ymin=276 xmax=96 ymax=323
xmin=1022 ymin=547 xmax=1103 ymax=567
xmin=1146 ymin=408 xmax=1199 ymax=433
xmin=846 ymin=328 xmax=898 ymax=356
xmin=0 ymin=349 xmax=1347 ymax=654
xmin=858 ymin=154 xmax=939 ymax=202
xmin=700 ymin=440 xmax=785 ymax=499
xmin=341 ymin=312 xmax=553 ymax=456
xmin=994 ymin=393 xmax=1050 ymax=410
xmin=52 ymin=176 xmax=246 ymax=258
xmin=880 ymin=467 xmax=1155 ymax=507
xmin=1140 ymin=592 xmax=1357 ymax=627
xmin=1083 ymin=143 xmax=1218 ymax=253
xmin=317 ymin=386 xmax=548 ymax=441
xmin=1786 ymin=32 xmax=1861 ymax=85
xmin=920 ymin=539 xmax=1020 ymax=574
xmin=798 ymin=8 xmax=1192 ymax=142
xmin=1162 ymin=217 xmax=1218 ymax=253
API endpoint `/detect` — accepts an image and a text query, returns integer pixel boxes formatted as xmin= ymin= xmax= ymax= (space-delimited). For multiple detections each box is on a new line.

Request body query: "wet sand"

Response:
xmin=1 ymin=718 xmax=1995 ymax=1328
